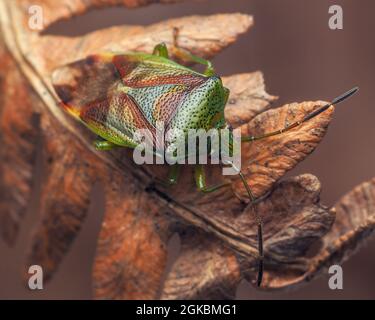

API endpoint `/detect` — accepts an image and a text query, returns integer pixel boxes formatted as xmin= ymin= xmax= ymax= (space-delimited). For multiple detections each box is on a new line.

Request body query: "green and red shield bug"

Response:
xmin=52 ymin=29 xmax=358 ymax=287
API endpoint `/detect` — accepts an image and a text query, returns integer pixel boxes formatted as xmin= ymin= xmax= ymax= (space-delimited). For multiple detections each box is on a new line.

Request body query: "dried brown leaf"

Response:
xmin=17 ymin=0 xmax=183 ymax=30
xmin=256 ymin=177 xmax=375 ymax=290
xmin=0 ymin=39 xmax=39 ymax=245
xmin=233 ymin=101 xmax=334 ymax=199
xmin=26 ymin=132 xmax=104 ymax=281
xmin=306 ymin=178 xmax=375 ymax=284
xmin=240 ymin=174 xmax=334 ymax=288
xmin=223 ymin=72 xmax=277 ymax=128
xmin=161 ymin=228 xmax=241 ymax=300
xmin=93 ymin=176 xmax=176 ymax=299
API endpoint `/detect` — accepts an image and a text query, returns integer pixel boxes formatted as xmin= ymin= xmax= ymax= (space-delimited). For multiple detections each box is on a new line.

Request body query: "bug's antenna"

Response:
xmin=303 ymin=87 xmax=359 ymax=122
xmin=242 ymin=87 xmax=359 ymax=142
xmin=332 ymin=86 xmax=359 ymax=104
xmin=222 ymin=159 xmax=263 ymax=285
xmin=238 ymin=172 xmax=263 ymax=287
xmin=223 ymin=158 xmax=263 ymax=286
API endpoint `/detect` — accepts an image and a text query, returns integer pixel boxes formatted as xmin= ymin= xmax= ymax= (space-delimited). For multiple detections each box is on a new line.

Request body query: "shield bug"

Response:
xmin=52 ymin=30 xmax=358 ymax=287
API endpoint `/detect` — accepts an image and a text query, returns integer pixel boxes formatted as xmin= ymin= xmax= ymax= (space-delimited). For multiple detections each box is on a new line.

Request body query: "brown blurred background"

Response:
xmin=1 ymin=0 xmax=374 ymax=299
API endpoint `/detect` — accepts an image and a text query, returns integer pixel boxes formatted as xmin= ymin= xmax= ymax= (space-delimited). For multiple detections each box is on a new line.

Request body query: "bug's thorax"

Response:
xmin=166 ymin=75 xmax=229 ymax=133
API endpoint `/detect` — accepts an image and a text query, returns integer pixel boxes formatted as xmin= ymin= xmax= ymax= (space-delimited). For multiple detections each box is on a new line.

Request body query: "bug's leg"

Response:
xmin=167 ymin=164 xmax=180 ymax=185
xmin=152 ymin=43 xmax=169 ymax=58
xmin=242 ymin=87 xmax=359 ymax=143
xmin=152 ymin=165 xmax=180 ymax=188
xmin=194 ymin=164 xmax=230 ymax=193
xmin=171 ymin=27 xmax=215 ymax=76
xmin=93 ymin=139 xmax=117 ymax=151
xmin=94 ymin=135 xmax=138 ymax=151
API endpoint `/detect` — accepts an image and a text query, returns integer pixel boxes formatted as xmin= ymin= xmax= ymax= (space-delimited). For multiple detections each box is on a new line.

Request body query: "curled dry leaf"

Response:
xmin=93 ymin=176 xmax=177 ymax=300
xmin=17 ymin=0 xmax=184 ymax=30
xmin=254 ymin=177 xmax=375 ymax=290
xmin=234 ymin=100 xmax=334 ymax=200
xmin=0 ymin=0 xmax=372 ymax=300
xmin=223 ymin=72 xmax=277 ymax=128
xmin=29 ymin=13 xmax=253 ymax=79
xmin=239 ymin=174 xmax=334 ymax=288
xmin=315 ymin=177 xmax=375 ymax=273
xmin=160 ymin=174 xmax=333 ymax=297
xmin=161 ymin=228 xmax=241 ymax=300
xmin=0 ymin=36 xmax=40 ymax=245
xmin=26 ymin=126 xmax=106 ymax=282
